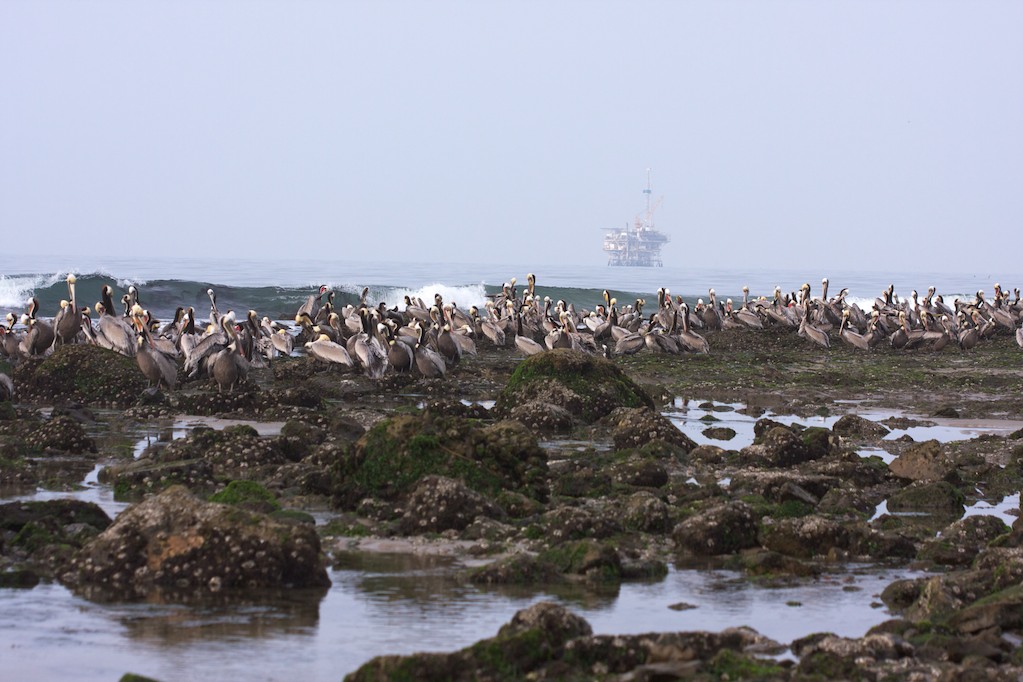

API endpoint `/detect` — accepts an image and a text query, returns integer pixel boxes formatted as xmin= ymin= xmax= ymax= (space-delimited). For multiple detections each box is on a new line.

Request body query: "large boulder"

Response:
xmin=739 ymin=425 xmax=835 ymax=467
xmin=496 ymin=349 xmax=653 ymax=424
xmin=673 ymin=502 xmax=759 ymax=556
xmin=758 ymin=515 xmax=850 ymax=559
xmin=831 ymin=414 xmax=890 ymax=440
xmin=889 ymin=440 xmax=957 ymax=483
xmin=66 ymin=485 xmax=330 ymax=600
xmin=332 ymin=414 xmax=548 ymax=509
xmin=918 ymin=515 xmax=1011 ymax=566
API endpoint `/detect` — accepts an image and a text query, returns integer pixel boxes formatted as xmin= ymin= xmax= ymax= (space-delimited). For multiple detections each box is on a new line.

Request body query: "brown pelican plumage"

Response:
xmin=347 ymin=308 xmax=388 ymax=379
xmin=132 ymin=307 xmax=178 ymax=390
xmin=305 ymin=333 xmax=356 ymax=369
xmin=0 ymin=372 xmax=13 ymax=402
xmin=798 ymin=300 xmax=831 ymax=349
xmin=211 ymin=313 xmax=250 ymax=392
xmin=54 ymin=274 xmax=82 ymax=345
xmin=20 ymin=299 xmax=55 ymax=356
xmin=0 ymin=324 xmax=21 ymax=362
xmin=297 ymin=284 xmax=328 ymax=320
xmin=96 ymin=286 xmax=137 ymax=356
xmin=513 ymin=310 xmax=544 ymax=356
xmin=838 ymin=310 xmax=870 ymax=350
xmin=676 ymin=302 xmax=709 ymax=354
xmin=383 ymin=325 xmax=414 ymax=374
xmin=412 ymin=322 xmax=446 ymax=377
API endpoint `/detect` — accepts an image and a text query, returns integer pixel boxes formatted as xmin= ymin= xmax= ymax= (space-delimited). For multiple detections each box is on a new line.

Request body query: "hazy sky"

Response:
xmin=2 ymin=1 xmax=1021 ymax=272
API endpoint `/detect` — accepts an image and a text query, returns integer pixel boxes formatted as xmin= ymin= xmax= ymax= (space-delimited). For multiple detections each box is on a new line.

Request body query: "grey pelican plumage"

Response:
xmin=0 ymin=372 xmax=13 ymax=402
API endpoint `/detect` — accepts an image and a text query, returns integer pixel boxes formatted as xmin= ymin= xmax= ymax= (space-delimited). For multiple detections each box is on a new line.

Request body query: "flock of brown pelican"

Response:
xmin=1 ymin=273 xmax=1022 ymax=399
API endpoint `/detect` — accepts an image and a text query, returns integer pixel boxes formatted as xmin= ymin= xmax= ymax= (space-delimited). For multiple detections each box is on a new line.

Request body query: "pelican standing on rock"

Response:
xmin=132 ymin=306 xmax=178 ymax=390
xmin=54 ymin=274 xmax=82 ymax=345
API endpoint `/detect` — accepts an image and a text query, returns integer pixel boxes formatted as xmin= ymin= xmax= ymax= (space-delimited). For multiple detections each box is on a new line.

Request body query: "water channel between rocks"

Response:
xmin=2 ymin=401 xmax=1020 ymax=681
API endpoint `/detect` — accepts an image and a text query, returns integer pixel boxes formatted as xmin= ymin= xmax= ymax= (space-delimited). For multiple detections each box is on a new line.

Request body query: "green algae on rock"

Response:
xmin=14 ymin=345 xmax=147 ymax=406
xmin=496 ymin=348 xmax=654 ymax=424
xmin=331 ymin=413 xmax=548 ymax=509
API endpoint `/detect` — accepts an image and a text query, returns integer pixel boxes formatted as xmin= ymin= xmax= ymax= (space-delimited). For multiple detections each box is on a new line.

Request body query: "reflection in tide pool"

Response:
xmin=0 ymin=555 xmax=921 ymax=682
xmin=665 ymin=399 xmax=1023 ymax=449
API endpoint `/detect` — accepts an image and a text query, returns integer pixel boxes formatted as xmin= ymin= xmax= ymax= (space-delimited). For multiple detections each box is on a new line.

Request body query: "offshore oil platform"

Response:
xmin=603 ymin=171 xmax=669 ymax=267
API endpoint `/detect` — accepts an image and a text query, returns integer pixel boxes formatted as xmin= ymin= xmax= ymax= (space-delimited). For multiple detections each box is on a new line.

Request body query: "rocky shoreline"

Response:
xmin=1 ymin=332 xmax=1022 ymax=680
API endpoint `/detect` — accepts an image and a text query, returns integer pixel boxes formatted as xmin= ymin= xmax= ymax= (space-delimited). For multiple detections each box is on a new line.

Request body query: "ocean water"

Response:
xmin=1 ymin=254 xmax=1018 ymax=323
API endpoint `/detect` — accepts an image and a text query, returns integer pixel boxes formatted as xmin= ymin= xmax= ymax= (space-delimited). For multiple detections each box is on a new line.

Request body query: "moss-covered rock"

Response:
xmin=331 ymin=414 xmax=547 ymax=509
xmin=209 ymin=480 xmax=282 ymax=514
xmin=888 ymin=480 xmax=965 ymax=516
xmin=496 ymin=349 xmax=653 ymax=424
xmin=13 ymin=345 xmax=147 ymax=406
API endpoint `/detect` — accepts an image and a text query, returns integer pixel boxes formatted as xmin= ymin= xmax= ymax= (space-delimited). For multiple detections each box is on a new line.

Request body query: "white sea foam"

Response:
xmin=328 ymin=282 xmax=491 ymax=310
xmin=0 ymin=271 xmax=149 ymax=310
xmin=0 ymin=272 xmax=63 ymax=309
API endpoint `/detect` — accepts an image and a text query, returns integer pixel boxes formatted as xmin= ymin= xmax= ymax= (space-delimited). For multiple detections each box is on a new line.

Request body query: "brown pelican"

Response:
xmin=54 ymin=274 xmax=82 ymax=345
xmin=305 ymin=333 xmax=356 ymax=369
xmin=476 ymin=302 xmax=507 ymax=347
xmin=20 ymin=299 xmax=55 ymax=356
xmin=0 ymin=325 xmax=21 ymax=362
xmin=211 ymin=313 xmax=250 ymax=392
xmin=838 ymin=310 xmax=870 ymax=350
xmin=890 ymin=311 xmax=910 ymax=349
xmin=412 ymin=322 xmax=446 ymax=377
xmin=513 ymin=310 xmax=545 ymax=356
xmin=96 ymin=286 xmax=137 ymax=356
xmin=429 ymin=305 xmax=461 ymax=367
xmin=347 ymin=308 xmax=387 ymax=379
xmin=676 ymin=302 xmax=709 ymax=354
xmin=701 ymin=289 xmax=723 ymax=330
xmin=383 ymin=325 xmax=414 ymax=374
xmin=314 ymin=290 xmax=335 ymax=325
xmin=132 ymin=308 xmax=178 ymax=390
xmin=766 ymin=287 xmax=798 ymax=327
xmin=0 ymin=372 xmax=13 ymax=402
xmin=296 ymin=284 xmax=328 ymax=320
xmin=798 ymin=301 xmax=831 ymax=349
xmin=262 ymin=316 xmax=294 ymax=357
